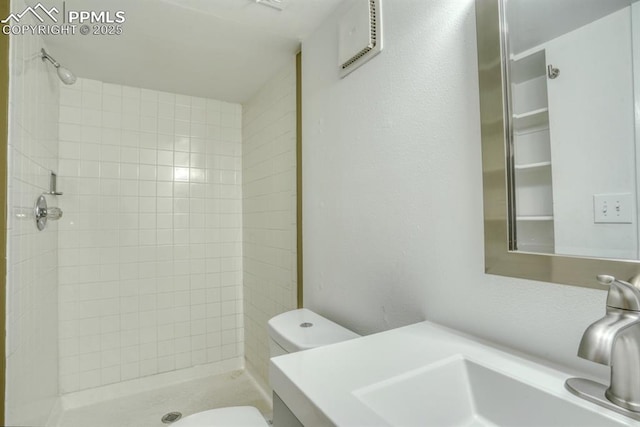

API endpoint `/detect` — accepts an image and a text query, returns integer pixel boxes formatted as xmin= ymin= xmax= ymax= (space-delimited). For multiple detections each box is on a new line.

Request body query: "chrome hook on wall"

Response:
xmin=34 ymin=195 xmax=63 ymax=231
xmin=547 ymin=64 xmax=560 ymax=79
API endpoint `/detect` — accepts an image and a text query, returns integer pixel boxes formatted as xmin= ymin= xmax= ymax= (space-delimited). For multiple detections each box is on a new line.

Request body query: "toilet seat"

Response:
xmin=171 ymin=406 xmax=269 ymax=427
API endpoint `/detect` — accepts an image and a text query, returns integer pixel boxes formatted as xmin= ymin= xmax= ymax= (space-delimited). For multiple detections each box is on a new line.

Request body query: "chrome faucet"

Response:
xmin=566 ymin=274 xmax=640 ymax=420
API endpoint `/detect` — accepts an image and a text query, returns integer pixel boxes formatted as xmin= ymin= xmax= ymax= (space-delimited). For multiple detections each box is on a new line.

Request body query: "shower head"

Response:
xmin=56 ymin=66 xmax=76 ymax=85
xmin=41 ymin=48 xmax=77 ymax=85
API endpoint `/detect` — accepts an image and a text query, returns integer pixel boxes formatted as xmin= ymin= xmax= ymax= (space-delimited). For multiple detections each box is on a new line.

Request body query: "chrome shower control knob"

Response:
xmin=34 ymin=195 xmax=63 ymax=231
xmin=47 ymin=207 xmax=63 ymax=221
xmin=34 ymin=195 xmax=47 ymax=231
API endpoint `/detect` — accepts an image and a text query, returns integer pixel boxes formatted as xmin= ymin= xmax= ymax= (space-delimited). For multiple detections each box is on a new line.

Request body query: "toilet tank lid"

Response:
xmin=268 ymin=308 xmax=360 ymax=353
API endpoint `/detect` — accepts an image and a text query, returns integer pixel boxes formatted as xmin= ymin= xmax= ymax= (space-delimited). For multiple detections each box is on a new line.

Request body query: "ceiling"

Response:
xmin=507 ymin=0 xmax=632 ymax=54
xmin=37 ymin=0 xmax=344 ymax=102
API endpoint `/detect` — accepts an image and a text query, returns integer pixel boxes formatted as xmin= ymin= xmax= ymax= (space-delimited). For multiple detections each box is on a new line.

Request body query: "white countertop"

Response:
xmin=269 ymin=321 xmax=640 ymax=426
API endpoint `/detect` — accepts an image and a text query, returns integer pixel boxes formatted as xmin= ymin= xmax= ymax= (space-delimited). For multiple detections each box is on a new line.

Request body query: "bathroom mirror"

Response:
xmin=476 ymin=0 xmax=640 ymax=288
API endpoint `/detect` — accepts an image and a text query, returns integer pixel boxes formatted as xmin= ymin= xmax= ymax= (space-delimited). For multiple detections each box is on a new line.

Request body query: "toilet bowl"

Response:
xmin=171 ymin=309 xmax=359 ymax=427
xmin=171 ymin=406 xmax=268 ymax=427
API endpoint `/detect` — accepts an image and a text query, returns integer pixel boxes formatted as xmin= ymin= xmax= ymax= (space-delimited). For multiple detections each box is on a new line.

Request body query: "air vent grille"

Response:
xmin=341 ymin=0 xmax=377 ymax=70
xmin=340 ymin=0 xmax=383 ymax=78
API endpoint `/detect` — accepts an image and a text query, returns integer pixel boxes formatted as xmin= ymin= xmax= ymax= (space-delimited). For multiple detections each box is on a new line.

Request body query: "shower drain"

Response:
xmin=161 ymin=412 xmax=183 ymax=424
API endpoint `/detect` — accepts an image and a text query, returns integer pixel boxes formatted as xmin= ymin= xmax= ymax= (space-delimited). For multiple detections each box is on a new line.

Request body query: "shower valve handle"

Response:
xmin=34 ymin=195 xmax=63 ymax=231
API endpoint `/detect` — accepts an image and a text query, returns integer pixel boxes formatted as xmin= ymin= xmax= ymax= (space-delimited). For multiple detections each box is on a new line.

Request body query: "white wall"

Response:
xmin=57 ymin=78 xmax=244 ymax=393
xmin=242 ymin=59 xmax=297 ymax=386
xmin=302 ymin=0 xmax=609 ymax=379
xmin=6 ymin=3 xmax=60 ymax=424
xmin=546 ymin=8 xmax=637 ymax=259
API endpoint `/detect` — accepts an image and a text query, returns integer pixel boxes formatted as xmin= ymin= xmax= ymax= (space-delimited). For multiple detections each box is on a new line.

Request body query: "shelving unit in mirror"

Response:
xmin=514 ymin=161 xmax=551 ymax=170
xmin=510 ymin=48 xmax=554 ymax=254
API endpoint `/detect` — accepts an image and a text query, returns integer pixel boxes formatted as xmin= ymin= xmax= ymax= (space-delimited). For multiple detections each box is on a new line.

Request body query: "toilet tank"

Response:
xmin=268 ymin=308 xmax=360 ymax=356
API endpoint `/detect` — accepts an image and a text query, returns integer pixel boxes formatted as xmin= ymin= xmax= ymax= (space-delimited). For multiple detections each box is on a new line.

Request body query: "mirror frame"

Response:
xmin=475 ymin=0 xmax=640 ymax=290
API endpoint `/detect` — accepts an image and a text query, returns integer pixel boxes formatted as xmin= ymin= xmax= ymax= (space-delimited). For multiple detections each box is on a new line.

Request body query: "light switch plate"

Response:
xmin=593 ymin=193 xmax=634 ymax=224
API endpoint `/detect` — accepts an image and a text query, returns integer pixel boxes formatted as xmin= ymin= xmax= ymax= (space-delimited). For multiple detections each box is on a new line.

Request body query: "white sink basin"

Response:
xmin=354 ymin=355 xmax=623 ymax=427
xmin=270 ymin=322 xmax=637 ymax=426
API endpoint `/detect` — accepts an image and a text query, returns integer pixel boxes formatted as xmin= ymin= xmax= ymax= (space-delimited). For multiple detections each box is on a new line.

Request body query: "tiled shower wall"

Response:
xmin=242 ymin=59 xmax=297 ymax=385
xmin=57 ymin=78 xmax=244 ymax=393
xmin=6 ymin=8 xmax=60 ymax=426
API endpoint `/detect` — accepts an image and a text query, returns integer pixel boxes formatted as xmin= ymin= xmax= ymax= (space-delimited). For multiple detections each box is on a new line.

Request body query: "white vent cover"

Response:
xmin=338 ymin=0 xmax=382 ymax=78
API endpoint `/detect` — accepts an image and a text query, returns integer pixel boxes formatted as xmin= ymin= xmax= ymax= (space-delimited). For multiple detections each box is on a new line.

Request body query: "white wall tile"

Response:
xmin=242 ymin=59 xmax=297 ymax=385
xmin=6 ymin=4 xmax=61 ymax=424
xmin=58 ymin=78 xmax=243 ymax=393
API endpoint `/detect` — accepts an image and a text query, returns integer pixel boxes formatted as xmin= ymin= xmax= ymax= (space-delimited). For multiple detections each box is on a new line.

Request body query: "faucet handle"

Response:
xmin=598 ymin=274 xmax=640 ymax=311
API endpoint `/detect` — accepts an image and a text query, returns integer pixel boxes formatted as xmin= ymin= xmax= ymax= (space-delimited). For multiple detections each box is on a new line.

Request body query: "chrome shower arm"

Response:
xmin=41 ymin=48 xmax=60 ymax=68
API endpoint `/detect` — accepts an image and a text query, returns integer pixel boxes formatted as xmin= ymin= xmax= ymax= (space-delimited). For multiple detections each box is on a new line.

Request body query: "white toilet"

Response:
xmin=172 ymin=309 xmax=359 ymax=427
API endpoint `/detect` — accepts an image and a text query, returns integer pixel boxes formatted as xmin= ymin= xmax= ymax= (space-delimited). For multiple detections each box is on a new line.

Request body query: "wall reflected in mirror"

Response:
xmin=504 ymin=0 xmax=640 ymax=260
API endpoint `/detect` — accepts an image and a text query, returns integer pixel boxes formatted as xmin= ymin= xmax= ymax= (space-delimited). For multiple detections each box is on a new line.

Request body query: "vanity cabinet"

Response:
xmin=510 ymin=48 xmax=555 ymax=254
